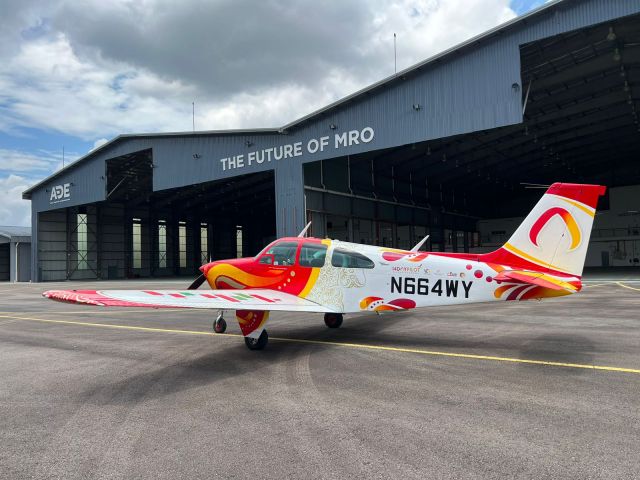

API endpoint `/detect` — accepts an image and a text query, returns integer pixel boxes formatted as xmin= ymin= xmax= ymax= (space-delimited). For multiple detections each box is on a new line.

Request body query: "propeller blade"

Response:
xmin=187 ymin=274 xmax=207 ymax=290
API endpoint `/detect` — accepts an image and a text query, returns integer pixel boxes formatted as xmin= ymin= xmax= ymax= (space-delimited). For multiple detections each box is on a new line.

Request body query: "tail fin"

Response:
xmin=483 ymin=183 xmax=606 ymax=277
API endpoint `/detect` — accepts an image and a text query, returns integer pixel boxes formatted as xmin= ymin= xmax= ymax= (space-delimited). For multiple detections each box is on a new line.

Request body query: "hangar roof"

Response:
xmin=24 ymin=0 xmax=574 ymax=199
xmin=0 ymin=226 xmax=31 ymax=243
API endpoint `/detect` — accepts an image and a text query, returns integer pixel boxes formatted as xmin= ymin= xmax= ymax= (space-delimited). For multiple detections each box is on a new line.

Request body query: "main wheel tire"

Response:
xmin=245 ymin=330 xmax=268 ymax=350
xmin=324 ymin=313 xmax=343 ymax=329
xmin=213 ymin=318 xmax=227 ymax=334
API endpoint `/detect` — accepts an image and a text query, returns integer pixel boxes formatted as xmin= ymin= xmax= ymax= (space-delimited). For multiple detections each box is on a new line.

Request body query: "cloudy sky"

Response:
xmin=0 ymin=0 xmax=547 ymax=227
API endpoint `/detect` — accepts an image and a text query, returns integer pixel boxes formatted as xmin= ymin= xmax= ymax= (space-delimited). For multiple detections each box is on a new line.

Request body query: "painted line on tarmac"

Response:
xmin=1 ymin=314 xmax=639 ymax=375
xmin=0 ymin=314 xmax=219 ymax=336
xmin=583 ymin=279 xmax=640 ymax=283
xmin=616 ymin=282 xmax=640 ymax=292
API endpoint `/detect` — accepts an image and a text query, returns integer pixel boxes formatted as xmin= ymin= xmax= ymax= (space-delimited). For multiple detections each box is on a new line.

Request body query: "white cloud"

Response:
xmin=91 ymin=138 xmax=109 ymax=150
xmin=0 ymin=148 xmax=77 ymax=174
xmin=0 ymin=0 xmax=518 ymax=140
xmin=0 ymin=175 xmax=32 ymax=226
xmin=0 ymin=34 xmax=197 ymax=139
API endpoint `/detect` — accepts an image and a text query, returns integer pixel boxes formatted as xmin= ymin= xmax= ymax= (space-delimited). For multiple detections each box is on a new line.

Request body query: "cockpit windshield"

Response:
xmin=260 ymin=241 xmax=298 ymax=266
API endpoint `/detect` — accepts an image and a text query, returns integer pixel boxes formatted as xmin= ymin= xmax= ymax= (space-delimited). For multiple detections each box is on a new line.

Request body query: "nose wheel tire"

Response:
xmin=245 ymin=330 xmax=269 ymax=350
xmin=324 ymin=313 xmax=343 ymax=329
xmin=213 ymin=317 xmax=227 ymax=334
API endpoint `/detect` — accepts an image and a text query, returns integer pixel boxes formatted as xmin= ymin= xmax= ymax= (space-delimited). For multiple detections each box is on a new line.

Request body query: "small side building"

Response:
xmin=0 ymin=227 xmax=32 ymax=282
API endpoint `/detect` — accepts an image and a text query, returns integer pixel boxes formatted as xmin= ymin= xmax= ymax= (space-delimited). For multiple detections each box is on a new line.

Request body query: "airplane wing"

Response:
xmin=42 ymin=289 xmax=336 ymax=313
xmin=493 ymin=270 xmax=580 ymax=292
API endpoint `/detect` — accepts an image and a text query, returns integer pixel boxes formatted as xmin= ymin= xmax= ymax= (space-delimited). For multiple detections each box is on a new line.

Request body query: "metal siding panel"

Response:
xmin=37 ymin=210 xmax=68 ymax=281
xmin=9 ymin=242 xmax=15 ymax=282
xmin=31 ymin=211 xmax=38 ymax=281
xmin=31 ymin=158 xmax=106 ymax=213
xmin=305 ymin=190 xmax=323 ymax=211
xmin=274 ymin=162 xmax=305 ymax=237
xmin=30 ymin=138 xmax=157 ymax=213
xmin=152 ymin=134 xmax=282 ymax=191
xmin=17 ymin=242 xmax=31 ymax=282
xmin=282 ymin=40 xmax=522 ymax=161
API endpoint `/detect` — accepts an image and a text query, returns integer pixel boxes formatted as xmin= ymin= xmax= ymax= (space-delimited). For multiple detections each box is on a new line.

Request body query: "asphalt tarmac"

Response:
xmin=1 ymin=278 xmax=639 ymax=479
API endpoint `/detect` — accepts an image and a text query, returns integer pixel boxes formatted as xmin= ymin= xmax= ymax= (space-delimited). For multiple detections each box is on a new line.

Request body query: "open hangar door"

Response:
xmin=477 ymin=12 xmax=640 ymax=265
xmin=37 ymin=148 xmax=275 ymax=281
xmin=0 ymin=243 xmax=8 ymax=281
xmin=303 ymin=149 xmax=480 ymax=253
xmin=303 ymin=13 xmax=639 ymax=257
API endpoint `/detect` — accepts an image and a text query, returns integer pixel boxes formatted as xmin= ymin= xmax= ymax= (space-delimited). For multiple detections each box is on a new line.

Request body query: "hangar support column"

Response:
xmin=274 ymin=162 xmax=305 ymax=238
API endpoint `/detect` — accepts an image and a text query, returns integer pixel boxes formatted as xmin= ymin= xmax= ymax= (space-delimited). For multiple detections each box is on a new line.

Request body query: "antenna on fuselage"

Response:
xmin=520 ymin=182 xmax=551 ymax=189
xmin=410 ymin=235 xmax=429 ymax=252
xmin=297 ymin=221 xmax=312 ymax=237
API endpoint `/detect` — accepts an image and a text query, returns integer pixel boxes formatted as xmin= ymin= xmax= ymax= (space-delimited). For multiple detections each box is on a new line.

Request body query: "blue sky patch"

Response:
xmin=510 ymin=0 xmax=548 ymax=15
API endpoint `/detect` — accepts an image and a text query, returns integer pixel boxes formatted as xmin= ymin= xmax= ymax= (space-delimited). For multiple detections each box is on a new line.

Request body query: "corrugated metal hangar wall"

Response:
xmin=0 ymin=228 xmax=32 ymax=282
xmin=23 ymin=0 xmax=640 ymax=281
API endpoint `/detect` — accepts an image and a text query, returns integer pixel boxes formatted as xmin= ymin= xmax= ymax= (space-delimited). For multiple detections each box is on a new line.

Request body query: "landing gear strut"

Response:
xmin=245 ymin=330 xmax=269 ymax=350
xmin=213 ymin=311 xmax=227 ymax=334
xmin=324 ymin=313 xmax=343 ymax=329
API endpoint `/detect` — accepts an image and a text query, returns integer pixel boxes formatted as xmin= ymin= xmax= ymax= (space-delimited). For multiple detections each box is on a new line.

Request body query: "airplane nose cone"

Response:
xmin=200 ymin=261 xmax=217 ymax=276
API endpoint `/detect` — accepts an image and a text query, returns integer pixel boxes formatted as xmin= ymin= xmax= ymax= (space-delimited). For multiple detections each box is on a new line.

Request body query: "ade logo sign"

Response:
xmin=49 ymin=183 xmax=71 ymax=205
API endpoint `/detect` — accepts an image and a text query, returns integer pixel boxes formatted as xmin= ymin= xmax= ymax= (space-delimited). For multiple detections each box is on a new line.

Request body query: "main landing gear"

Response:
xmin=324 ymin=313 xmax=343 ymax=329
xmin=213 ymin=311 xmax=227 ymax=334
xmin=245 ymin=330 xmax=269 ymax=350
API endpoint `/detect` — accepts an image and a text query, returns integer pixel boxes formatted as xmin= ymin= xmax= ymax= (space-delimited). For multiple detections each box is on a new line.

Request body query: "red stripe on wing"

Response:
xmin=249 ymin=293 xmax=275 ymax=303
xmin=214 ymin=294 xmax=240 ymax=303
xmin=42 ymin=290 xmax=180 ymax=308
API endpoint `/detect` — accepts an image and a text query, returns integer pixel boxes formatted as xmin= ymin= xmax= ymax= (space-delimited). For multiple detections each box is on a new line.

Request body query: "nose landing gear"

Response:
xmin=213 ymin=311 xmax=227 ymax=334
xmin=324 ymin=312 xmax=343 ymax=329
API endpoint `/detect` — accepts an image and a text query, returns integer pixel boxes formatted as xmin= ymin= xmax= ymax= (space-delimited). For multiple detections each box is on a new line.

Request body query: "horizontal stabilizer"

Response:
xmin=43 ymin=289 xmax=336 ymax=313
xmin=493 ymin=270 xmax=580 ymax=292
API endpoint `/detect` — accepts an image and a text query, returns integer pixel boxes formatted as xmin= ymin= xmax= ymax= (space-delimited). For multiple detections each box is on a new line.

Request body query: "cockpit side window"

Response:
xmin=330 ymin=248 xmax=375 ymax=269
xmin=263 ymin=241 xmax=298 ymax=266
xmin=299 ymin=243 xmax=327 ymax=267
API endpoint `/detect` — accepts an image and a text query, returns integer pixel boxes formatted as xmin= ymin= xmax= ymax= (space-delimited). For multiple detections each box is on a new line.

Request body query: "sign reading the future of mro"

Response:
xmin=219 ymin=127 xmax=375 ymax=172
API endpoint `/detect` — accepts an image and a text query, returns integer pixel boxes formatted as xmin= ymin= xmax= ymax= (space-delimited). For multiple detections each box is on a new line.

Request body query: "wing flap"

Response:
xmin=43 ymin=289 xmax=336 ymax=313
xmin=493 ymin=270 xmax=580 ymax=292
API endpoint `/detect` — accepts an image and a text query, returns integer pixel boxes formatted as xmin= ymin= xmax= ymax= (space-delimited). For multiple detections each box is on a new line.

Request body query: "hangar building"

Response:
xmin=23 ymin=0 xmax=640 ymax=281
xmin=0 ymin=226 xmax=31 ymax=282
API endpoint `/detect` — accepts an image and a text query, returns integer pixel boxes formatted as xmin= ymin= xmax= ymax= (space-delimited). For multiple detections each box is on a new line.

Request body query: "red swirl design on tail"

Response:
xmin=529 ymin=207 xmax=581 ymax=251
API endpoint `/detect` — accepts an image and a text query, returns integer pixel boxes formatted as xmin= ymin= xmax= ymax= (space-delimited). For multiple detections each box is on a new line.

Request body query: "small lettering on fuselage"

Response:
xmin=391 ymin=277 xmax=473 ymax=298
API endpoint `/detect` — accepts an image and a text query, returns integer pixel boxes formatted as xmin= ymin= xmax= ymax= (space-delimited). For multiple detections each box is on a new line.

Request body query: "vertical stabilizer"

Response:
xmin=483 ymin=183 xmax=606 ymax=277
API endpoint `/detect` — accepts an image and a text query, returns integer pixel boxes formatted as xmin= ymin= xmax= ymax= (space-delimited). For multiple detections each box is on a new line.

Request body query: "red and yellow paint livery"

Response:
xmin=529 ymin=207 xmax=581 ymax=251
xmin=43 ymin=183 xmax=605 ymax=351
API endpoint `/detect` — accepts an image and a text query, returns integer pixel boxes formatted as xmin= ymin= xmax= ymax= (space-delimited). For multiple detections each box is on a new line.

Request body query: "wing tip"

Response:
xmin=42 ymin=290 xmax=105 ymax=306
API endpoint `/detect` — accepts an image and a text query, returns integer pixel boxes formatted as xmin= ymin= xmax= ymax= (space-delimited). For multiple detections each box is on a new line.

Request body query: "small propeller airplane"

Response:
xmin=44 ymin=183 xmax=605 ymax=351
